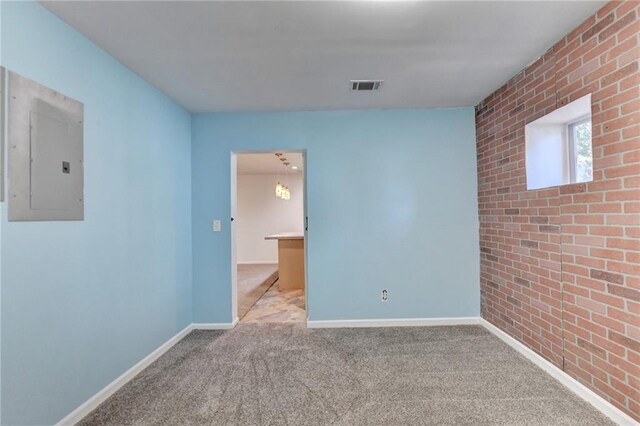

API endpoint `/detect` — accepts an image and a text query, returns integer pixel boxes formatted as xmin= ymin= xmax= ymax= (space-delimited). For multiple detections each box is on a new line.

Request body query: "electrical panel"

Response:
xmin=8 ymin=71 xmax=84 ymax=221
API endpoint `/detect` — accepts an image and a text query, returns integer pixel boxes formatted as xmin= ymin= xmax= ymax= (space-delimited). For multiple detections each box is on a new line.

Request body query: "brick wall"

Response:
xmin=476 ymin=1 xmax=639 ymax=420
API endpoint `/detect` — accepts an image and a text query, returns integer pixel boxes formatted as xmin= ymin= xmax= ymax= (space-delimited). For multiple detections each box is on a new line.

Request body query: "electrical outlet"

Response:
xmin=381 ymin=289 xmax=388 ymax=302
xmin=212 ymin=220 xmax=221 ymax=232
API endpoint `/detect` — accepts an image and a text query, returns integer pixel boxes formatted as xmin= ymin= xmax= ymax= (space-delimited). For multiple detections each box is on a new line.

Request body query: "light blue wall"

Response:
xmin=192 ymin=109 xmax=480 ymax=323
xmin=1 ymin=3 xmax=192 ymax=425
xmin=1 ymin=2 xmax=481 ymax=424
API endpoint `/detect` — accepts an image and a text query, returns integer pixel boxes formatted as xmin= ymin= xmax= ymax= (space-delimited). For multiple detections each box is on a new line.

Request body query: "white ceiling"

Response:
xmin=237 ymin=152 xmax=304 ymax=175
xmin=42 ymin=1 xmax=605 ymax=113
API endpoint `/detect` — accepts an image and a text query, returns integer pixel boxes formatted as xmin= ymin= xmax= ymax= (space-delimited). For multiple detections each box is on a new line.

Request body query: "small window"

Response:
xmin=568 ymin=118 xmax=593 ymax=184
xmin=525 ymin=94 xmax=593 ymax=190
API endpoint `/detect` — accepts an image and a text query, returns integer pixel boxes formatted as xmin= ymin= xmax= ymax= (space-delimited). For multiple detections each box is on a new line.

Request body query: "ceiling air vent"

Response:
xmin=350 ymin=80 xmax=383 ymax=91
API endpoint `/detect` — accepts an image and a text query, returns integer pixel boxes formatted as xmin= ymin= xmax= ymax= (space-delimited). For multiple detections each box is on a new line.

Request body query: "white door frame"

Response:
xmin=230 ymin=149 xmax=308 ymax=325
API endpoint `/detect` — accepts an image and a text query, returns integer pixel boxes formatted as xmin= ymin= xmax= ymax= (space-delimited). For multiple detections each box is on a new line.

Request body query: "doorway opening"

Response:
xmin=231 ymin=151 xmax=307 ymax=324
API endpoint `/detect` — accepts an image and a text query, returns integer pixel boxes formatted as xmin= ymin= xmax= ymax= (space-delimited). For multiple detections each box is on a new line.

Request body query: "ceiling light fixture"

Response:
xmin=274 ymin=153 xmax=291 ymax=201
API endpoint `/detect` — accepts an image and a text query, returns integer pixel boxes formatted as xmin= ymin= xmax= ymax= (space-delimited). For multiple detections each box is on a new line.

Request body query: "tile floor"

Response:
xmin=237 ymin=263 xmax=279 ymax=319
xmin=241 ymin=283 xmax=306 ymax=323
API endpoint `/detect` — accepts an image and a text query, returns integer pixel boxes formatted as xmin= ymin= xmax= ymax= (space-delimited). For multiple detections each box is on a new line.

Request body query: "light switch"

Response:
xmin=212 ymin=220 xmax=221 ymax=232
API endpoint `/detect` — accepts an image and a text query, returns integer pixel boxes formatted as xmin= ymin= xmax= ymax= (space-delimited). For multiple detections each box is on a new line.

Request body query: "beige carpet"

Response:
xmin=237 ymin=263 xmax=279 ymax=319
xmin=78 ymin=325 xmax=614 ymax=425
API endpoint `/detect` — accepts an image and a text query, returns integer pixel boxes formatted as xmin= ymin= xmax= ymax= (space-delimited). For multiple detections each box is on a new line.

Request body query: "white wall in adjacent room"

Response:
xmin=237 ymin=173 xmax=304 ymax=263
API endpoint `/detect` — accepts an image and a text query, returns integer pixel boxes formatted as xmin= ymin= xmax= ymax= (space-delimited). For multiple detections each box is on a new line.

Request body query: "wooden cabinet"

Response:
xmin=265 ymin=233 xmax=305 ymax=290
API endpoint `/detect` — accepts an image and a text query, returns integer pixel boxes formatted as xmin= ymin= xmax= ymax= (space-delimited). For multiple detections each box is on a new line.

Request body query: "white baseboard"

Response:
xmin=192 ymin=317 xmax=239 ymax=330
xmin=56 ymin=324 xmax=195 ymax=426
xmin=480 ymin=318 xmax=637 ymax=426
xmin=307 ymin=317 xmax=480 ymax=328
xmin=56 ymin=317 xmax=635 ymax=426
xmin=56 ymin=318 xmax=240 ymax=425
xmin=237 ymin=261 xmax=278 ymax=265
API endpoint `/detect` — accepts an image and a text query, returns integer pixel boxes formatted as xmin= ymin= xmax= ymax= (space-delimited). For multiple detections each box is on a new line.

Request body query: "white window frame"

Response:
xmin=567 ymin=116 xmax=592 ymax=184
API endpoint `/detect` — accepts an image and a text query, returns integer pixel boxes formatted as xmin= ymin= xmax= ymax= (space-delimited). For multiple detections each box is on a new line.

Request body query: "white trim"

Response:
xmin=307 ymin=317 xmax=480 ymax=329
xmin=56 ymin=324 xmax=195 ymax=426
xmin=236 ymin=261 xmax=278 ymax=265
xmin=230 ymin=153 xmax=239 ymax=323
xmin=192 ymin=317 xmax=239 ymax=330
xmin=480 ymin=318 xmax=637 ymax=426
xmin=56 ymin=317 xmax=635 ymax=426
xmin=56 ymin=319 xmax=241 ymax=425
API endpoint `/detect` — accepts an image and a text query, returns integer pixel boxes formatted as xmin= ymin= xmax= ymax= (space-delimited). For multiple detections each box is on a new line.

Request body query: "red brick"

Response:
xmin=582 ymin=13 xmax=616 ymax=42
xmin=590 ymin=247 xmax=625 ymax=261
xmin=608 ymin=284 xmax=640 ymax=302
xmin=598 ymin=9 xmax=638 ymax=42
xmin=605 ymin=164 xmax=640 ymax=179
xmin=476 ymin=2 xmax=640 ymax=417
xmin=476 ymin=2 xmax=640 ymax=419
xmin=608 ymin=330 xmax=640 ymax=353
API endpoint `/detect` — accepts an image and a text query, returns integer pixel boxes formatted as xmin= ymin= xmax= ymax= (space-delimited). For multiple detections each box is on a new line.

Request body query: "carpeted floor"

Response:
xmin=78 ymin=325 xmax=614 ymax=426
xmin=237 ymin=264 xmax=279 ymax=319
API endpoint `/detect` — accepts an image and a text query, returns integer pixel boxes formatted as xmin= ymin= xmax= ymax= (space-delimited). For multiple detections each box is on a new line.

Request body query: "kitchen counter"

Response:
xmin=264 ymin=233 xmax=304 ymax=240
xmin=265 ymin=233 xmax=305 ymax=290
